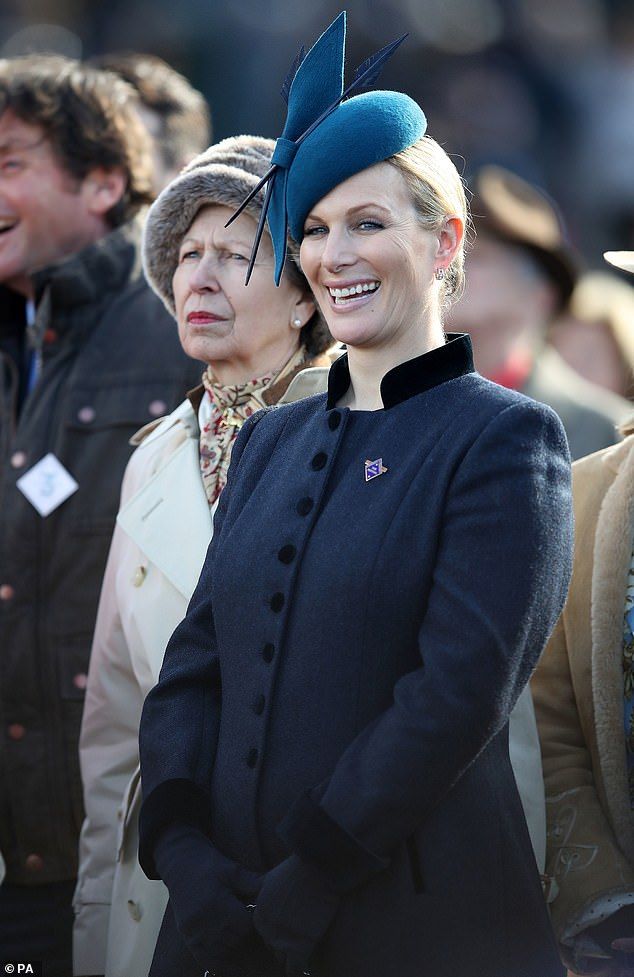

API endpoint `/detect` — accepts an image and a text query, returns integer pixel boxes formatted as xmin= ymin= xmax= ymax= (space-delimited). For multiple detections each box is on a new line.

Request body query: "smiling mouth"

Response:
xmin=327 ymin=280 xmax=380 ymax=305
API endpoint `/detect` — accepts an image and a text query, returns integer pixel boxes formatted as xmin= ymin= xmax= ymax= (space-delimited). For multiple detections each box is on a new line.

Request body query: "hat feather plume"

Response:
xmin=347 ymin=33 xmax=408 ymax=94
xmin=281 ymin=45 xmax=306 ymax=104
xmin=226 ymin=11 xmax=409 ymax=285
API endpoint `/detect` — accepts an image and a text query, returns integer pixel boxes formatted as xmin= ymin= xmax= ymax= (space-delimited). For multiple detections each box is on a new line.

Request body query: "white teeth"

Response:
xmin=328 ymin=281 xmax=380 ymax=300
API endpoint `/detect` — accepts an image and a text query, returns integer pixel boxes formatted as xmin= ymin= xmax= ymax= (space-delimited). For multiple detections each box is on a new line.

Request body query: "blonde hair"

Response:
xmin=388 ymin=136 xmax=470 ymax=306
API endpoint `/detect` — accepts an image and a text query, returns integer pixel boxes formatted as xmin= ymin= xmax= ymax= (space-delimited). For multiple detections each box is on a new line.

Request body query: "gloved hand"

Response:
xmin=154 ymin=823 xmax=262 ymax=968
xmin=577 ymin=908 xmax=634 ymax=977
xmin=254 ymin=854 xmax=340 ymax=976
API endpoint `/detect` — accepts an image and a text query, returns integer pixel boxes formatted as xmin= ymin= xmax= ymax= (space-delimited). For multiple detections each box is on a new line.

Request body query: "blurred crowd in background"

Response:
xmin=1 ymin=0 xmax=634 ymax=266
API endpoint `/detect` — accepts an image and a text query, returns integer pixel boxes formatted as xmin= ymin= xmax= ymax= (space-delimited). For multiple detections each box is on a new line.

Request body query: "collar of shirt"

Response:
xmin=326 ymin=332 xmax=475 ymax=410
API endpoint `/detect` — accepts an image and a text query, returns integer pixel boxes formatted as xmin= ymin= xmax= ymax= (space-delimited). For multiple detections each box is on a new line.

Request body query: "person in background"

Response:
xmin=73 ymin=134 xmax=332 ymax=977
xmin=89 ymin=52 xmax=211 ymax=193
xmin=0 ymin=55 xmax=201 ymax=976
xmin=549 ymin=270 xmax=634 ymax=401
xmin=532 ymin=250 xmax=634 ymax=977
xmin=138 ymin=14 xmax=573 ymax=977
xmin=447 ymin=165 xmax=630 ymax=460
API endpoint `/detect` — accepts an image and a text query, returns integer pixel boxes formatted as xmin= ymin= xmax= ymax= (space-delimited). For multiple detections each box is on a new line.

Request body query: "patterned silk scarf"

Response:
xmin=199 ymin=347 xmax=306 ymax=505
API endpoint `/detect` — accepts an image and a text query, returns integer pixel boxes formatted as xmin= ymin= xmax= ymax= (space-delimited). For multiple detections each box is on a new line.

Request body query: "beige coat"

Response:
xmin=73 ymin=368 xmax=548 ymax=977
xmin=533 ymin=435 xmax=634 ymax=973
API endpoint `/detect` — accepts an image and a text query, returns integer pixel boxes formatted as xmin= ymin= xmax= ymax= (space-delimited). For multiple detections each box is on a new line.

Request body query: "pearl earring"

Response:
xmin=434 ymin=267 xmax=445 ymax=281
xmin=293 ymin=318 xmax=302 ymax=327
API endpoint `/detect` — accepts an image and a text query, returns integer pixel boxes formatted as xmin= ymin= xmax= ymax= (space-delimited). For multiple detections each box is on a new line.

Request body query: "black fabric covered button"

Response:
xmin=328 ymin=411 xmax=341 ymax=430
xmin=296 ymin=497 xmax=314 ymax=516
xmin=278 ymin=544 xmax=296 ymax=564
xmin=262 ymin=642 xmax=275 ymax=663
xmin=247 ymin=748 xmax=259 ymax=768
xmin=270 ymin=592 xmax=285 ymax=612
xmin=311 ymin=452 xmax=328 ymax=471
xmin=253 ymin=694 xmax=266 ymax=715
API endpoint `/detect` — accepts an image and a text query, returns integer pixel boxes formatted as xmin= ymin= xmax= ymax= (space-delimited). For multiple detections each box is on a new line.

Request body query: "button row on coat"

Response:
xmin=252 ymin=414 xmax=341 ymax=770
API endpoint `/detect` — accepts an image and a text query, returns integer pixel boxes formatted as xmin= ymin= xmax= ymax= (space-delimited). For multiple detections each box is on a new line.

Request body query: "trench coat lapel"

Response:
xmin=117 ymin=436 xmax=213 ymax=600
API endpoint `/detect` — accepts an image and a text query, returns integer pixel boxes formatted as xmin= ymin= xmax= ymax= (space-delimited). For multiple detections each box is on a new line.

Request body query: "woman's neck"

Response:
xmin=342 ymin=322 xmax=445 ymax=410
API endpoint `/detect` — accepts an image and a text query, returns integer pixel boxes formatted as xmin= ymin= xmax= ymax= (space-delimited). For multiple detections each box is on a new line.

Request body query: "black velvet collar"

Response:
xmin=326 ymin=332 xmax=475 ymax=410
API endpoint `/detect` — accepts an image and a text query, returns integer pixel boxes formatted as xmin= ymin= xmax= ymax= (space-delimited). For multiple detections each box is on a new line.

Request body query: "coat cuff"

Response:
xmin=138 ymin=779 xmax=213 ymax=880
xmin=278 ymin=790 xmax=388 ymax=893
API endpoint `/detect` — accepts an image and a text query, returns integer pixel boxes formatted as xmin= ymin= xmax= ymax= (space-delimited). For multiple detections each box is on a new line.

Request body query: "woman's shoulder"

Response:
xmin=447 ymin=372 xmax=568 ymax=443
xmin=121 ymin=398 xmax=197 ymax=501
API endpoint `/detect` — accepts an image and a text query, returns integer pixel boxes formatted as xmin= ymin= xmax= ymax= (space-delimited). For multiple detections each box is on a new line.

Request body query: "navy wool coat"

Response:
xmin=139 ymin=334 xmax=572 ymax=977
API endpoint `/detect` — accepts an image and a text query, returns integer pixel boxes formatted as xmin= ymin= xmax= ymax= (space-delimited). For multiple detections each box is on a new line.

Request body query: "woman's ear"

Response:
xmin=435 ymin=216 xmax=464 ymax=270
xmin=291 ymin=291 xmax=317 ymax=330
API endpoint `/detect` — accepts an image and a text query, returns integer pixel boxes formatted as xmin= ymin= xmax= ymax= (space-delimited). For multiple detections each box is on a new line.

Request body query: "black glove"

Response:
xmin=577 ymin=908 xmax=634 ymax=977
xmin=254 ymin=854 xmax=340 ymax=976
xmin=154 ymin=823 xmax=262 ymax=968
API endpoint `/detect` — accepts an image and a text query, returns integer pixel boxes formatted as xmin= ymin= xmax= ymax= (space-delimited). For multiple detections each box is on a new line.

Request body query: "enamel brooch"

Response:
xmin=365 ymin=458 xmax=388 ymax=481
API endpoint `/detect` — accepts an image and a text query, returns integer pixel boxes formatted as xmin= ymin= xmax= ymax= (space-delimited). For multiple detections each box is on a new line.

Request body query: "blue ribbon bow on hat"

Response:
xmin=227 ymin=11 xmax=427 ymax=285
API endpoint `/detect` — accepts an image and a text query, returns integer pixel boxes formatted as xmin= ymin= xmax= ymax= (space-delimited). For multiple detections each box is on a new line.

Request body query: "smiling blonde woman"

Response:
xmin=138 ymin=15 xmax=574 ymax=977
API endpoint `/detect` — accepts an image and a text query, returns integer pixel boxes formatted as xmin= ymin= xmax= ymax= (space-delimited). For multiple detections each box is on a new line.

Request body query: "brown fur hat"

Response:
xmin=142 ymin=134 xmax=332 ymax=356
xmin=143 ymin=134 xmax=277 ymax=315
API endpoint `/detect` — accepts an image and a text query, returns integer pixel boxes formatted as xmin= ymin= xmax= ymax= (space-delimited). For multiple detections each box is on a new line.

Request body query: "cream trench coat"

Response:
xmin=533 ymin=434 xmax=634 ymax=973
xmin=73 ymin=368 xmax=547 ymax=977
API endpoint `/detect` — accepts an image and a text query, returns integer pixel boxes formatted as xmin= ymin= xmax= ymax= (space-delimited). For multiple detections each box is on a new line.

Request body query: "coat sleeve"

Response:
xmin=73 ymin=458 xmax=149 ymax=977
xmin=532 ymin=611 xmax=634 ymax=970
xmin=279 ymin=400 xmax=574 ymax=887
xmin=138 ymin=411 xmax=267 ymax=879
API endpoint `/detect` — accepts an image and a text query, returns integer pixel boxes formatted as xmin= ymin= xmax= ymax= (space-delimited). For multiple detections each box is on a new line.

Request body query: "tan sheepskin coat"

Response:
xmin=532 ymin=432 xmax=634 ymax=972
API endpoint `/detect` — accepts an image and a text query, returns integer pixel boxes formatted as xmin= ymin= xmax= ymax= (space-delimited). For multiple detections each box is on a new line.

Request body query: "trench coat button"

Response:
xmin=253 ymin=694 xmax=265 ymax=715
xmin=270 ymin=592 xmax=285 ymax=612
xmin=310 ymin=452 xmax=327 ymax=471
xmin=148 ymin=399 xmax=167 ymax=417
xmin=10 ymin=451 xmax=27 ymax=469
xmin=132 ymin=566 xmax=147 ymax=587
xmin=25 ymin=853 xmax=44 ymax=872
xmin=0 ymin=584 xmax=15 ymax=601
xmin=8 ymin=723 xmax=26 ymax=740
xmin=278 ymin=544 xmax=296 ymax=564
xmin=262 ymin=643 xmax=275 ymax=663
xmin=127 ymin=899 xmax=142 ymax=921
xmin=77 ymin=405 xmax=96 ymax=424
xmin=246 ymin=748 xmax=259 ymax=768
xmin=328 ymin=411 xmax=341 ymax=430
xmin=296 ymin=497 xmax=314 ymax=516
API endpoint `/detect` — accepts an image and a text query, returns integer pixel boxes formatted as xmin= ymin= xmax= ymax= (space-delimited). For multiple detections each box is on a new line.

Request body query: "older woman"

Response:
xmin=72 ymin=135 xmax=332 ymax=977
xmin=138 ymin=14 xmax=573 ymax=977
xmin=533 ymin=249 xmax=634 ymax=977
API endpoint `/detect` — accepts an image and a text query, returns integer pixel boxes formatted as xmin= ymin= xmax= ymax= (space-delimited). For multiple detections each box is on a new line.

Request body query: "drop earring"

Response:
xmin=434 ymin=267 xmax=445 ymax=281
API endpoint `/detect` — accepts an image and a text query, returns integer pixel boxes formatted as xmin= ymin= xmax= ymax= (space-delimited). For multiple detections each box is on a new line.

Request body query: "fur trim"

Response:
xmin=591 ymin=436 xmax=634 ymax=863
xmin=142 ymin=135 xmax=276 ymax=315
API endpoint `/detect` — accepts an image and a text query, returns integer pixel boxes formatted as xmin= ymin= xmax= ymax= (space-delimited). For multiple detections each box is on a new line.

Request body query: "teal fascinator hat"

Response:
xmin=228 ymin=11 xmax=427 ymax=285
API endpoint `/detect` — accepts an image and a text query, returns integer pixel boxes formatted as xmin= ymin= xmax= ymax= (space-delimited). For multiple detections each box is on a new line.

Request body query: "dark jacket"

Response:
xmin=522 ymin=347 xmax=628 ymax=461
xmin=139 ymin=334 xmax=573 ymax=977
xmin=0 ymin=219 xmax=201 ymax=886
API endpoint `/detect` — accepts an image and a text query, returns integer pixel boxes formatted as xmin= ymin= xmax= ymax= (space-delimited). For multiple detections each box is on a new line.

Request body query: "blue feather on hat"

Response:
xmin=227 ymin=11 xmax=427 ymax=285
